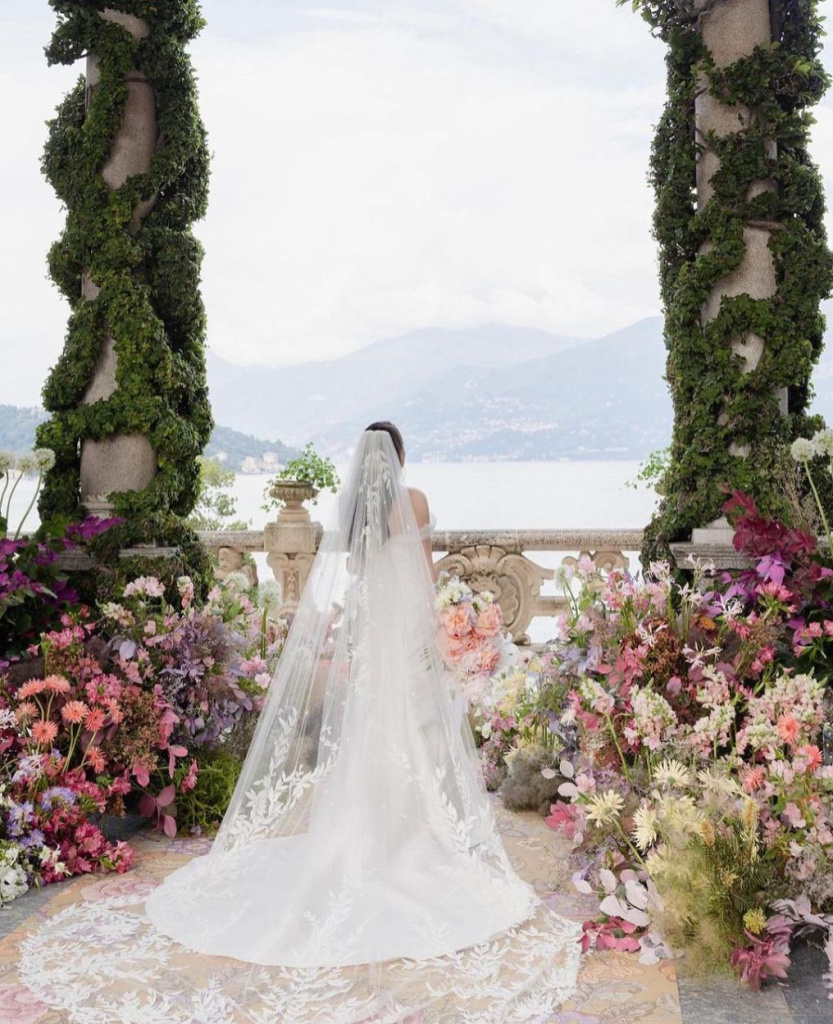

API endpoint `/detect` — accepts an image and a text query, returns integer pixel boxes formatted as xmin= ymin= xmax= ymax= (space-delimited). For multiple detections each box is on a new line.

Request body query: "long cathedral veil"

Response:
xmin=22 ymin=430 xmax=581 ymax=1023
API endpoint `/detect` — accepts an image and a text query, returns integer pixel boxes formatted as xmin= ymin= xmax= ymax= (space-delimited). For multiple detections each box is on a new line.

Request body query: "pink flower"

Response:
xmin=17 ymin=679 xmax=46 ymax=700
xmin=14 ymin=701 xmax=38 ymax=722
xmin=741 ymin=766 xmax=767 ymax=793
xmin=43 ymin=675 xmax=71 ymax=693
xmin=474 ymin=603 xmax=503 ymax=638
xmin=730 ymin=931 xmax=791 ymax=991
xmin=31 ymin=719 xmax=58 ymax=745
xmin=61 ymin=700 xmax=89 ymax=725
xmin=84 ymin=707 xmax=106 ymax=733
xmin=443 ymin=604 xmax=475 ymax=638
xmin=545 ymin=801 xmax=583 ymax=839
xmin=776 ymin=715 xmax=800 ymax=745
xmin=794 ymin=744 xmax=823 ymax=774
xmin=86 ymin=746 xmax=107 ymax=773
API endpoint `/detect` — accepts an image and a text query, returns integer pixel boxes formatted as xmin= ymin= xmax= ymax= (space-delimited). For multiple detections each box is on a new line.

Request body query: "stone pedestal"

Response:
xmin=264 ymin=481 xmax=321 ymax=616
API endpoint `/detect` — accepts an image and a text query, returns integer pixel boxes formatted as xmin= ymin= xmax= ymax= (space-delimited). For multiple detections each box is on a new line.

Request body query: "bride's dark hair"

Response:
xmin=340 ymin=425 xmax=405 ymax=551
xmin=364 ymin=421 xmax=405 ymax=464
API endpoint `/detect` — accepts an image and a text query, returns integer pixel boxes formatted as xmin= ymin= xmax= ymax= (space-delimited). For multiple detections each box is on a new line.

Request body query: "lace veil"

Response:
xmin=21 ymin=430 xmax=581 ymax=1023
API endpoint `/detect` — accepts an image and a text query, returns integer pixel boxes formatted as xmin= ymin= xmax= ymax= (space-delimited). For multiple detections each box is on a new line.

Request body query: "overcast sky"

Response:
xmin=4 ymin=0 xmax=833 ymax=406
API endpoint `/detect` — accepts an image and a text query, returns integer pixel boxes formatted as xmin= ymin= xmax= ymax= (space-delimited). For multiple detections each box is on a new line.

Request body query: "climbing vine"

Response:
xmin=36 ymin=0 xmax=213 ymax=593
xmin=619 ymin=0 xmax=833 ymax=562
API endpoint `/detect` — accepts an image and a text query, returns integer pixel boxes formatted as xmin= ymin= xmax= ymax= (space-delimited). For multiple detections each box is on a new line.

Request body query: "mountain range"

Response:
xmin=6 ymin=312 xmax=833 ymax=462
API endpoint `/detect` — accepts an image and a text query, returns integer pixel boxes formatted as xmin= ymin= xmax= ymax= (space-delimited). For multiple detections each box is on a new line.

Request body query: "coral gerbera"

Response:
xmin=31 ymin=719 xmax=59 ymax=745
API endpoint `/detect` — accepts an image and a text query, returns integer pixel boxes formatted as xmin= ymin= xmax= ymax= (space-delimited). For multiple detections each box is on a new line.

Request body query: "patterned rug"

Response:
xmin=0 ymin=806 xmax=681 ymax=1023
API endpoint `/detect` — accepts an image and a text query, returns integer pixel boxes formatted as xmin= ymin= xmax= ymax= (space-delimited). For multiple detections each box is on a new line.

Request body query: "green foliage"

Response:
xmin=185 ymin=456 xmax=249 ymax=532
xmin=625 ymin=446 xmax=671 ymax=495
xmin=620 ymin=0 xmax=833 ymax=563
xmin=175 ymin=745 xmax=243 ymax=835
xmin=263 ymin=442 xmax=340 ymax=511
xmin=36 ymin=1 xmax=213 ymax=582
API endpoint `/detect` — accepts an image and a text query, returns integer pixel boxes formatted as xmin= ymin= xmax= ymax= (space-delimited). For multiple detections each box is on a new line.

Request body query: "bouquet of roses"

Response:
xmin=435 ymin=573 xmax=511 ymax=711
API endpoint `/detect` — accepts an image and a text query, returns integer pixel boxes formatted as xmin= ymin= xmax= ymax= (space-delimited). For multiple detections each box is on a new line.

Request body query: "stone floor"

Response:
xmin=0 ymin=807 xmax=829 ymax=1023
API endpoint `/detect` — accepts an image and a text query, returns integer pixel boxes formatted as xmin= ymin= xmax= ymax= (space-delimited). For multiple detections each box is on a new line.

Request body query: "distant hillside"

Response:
xmin=0 ymin=404 xmax=48 ymax=453
xmin=0 ymin=408 xmax=298 ymax=473
xmin=205 ymin=425 xmax=299 ymax=471
xmin=8 ymin=312 xmax=833 ymax=463
xmin=206 ymin=324 xmax=590 ymax=445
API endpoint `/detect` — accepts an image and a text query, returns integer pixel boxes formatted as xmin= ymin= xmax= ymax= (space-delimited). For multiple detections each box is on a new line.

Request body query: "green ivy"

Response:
xmin=36 ymin=1 xmax=213 ymax=591
xmin=619 ymin=0 xmax=833 ymax=562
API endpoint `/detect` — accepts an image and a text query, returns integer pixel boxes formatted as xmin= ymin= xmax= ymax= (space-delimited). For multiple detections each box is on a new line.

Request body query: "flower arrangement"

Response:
xmin=0 ymin=573 xmax=287 ymax=902
xmin=531 ymin=496 xmax=833 ymax=991
xmin=435 ymin=574 xmax=508 ymax=710
xmin=1 ymin=514 xmax=121 ymax=660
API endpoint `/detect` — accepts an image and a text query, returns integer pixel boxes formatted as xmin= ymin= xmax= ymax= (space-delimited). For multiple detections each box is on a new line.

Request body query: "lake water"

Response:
xmin=6 ymin=461 xmax=658 ymax=535
xmin=6 ymin=462 xmax=657 ymax=641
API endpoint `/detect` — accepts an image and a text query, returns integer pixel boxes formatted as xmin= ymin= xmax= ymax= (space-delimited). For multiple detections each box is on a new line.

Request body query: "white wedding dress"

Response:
xmin=18 ymin=431 xmax=581 ymax=1023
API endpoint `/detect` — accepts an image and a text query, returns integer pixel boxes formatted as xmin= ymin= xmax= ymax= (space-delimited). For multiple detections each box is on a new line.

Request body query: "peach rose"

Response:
xmin=474 ymin=603 xmax=503 ymax=638
xmin=474 ymin=646 xmax=501 ymax=675
xmin=444 ymin=632 xmax=480 ymax=660
xmin=443 ymin=604 xmax=475 ymax=638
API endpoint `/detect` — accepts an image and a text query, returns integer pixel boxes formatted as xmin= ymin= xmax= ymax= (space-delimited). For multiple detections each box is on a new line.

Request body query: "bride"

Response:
xmin=21 ymin=423 xmax=581 ymax=1023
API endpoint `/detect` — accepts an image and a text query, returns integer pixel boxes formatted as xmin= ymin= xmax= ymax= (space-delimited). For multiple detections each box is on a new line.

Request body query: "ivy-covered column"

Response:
xmin=79 ymin=9 xmax=158 ymax=516
xmin=690 ymin=0 xmax=778 ymax=548
xmin=36 ymin=1 xmax=214 ymax=594
xmin=624 ymin=0 xmax=833 ymax=564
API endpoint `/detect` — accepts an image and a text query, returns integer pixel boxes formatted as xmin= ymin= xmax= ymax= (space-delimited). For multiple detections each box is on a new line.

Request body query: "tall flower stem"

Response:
xmin=804 ymin=463 xmax=833 ymax=553
xmin=13 ymin=472 xmax=44 ymax=540
xmin=605 ymin=712 xmax=634 ymax=786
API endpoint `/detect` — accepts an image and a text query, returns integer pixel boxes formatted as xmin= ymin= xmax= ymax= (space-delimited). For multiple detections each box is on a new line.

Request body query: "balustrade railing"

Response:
xmin=199 ymin=524 xmax=644 ymax=644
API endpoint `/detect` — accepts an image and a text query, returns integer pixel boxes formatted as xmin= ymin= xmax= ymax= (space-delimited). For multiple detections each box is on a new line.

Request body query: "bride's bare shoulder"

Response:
xmin=407 ymin=487 xmax=430 ymax=522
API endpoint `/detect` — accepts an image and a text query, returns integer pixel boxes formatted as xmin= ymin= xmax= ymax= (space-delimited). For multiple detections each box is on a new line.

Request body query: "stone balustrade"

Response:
xmin=199 ymin=525 xmax=644 ymax=644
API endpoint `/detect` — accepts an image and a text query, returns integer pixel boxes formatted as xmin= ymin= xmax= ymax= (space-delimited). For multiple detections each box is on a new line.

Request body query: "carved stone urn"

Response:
xmin=264 ymin=480 xmax=321 ymax=616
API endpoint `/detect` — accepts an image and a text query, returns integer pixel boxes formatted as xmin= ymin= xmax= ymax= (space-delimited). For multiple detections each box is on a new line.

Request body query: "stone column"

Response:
xmin=79 ymin=10 xmax=158 ymax=517
xmin=691 ymin=0 xmax=778 ymax=546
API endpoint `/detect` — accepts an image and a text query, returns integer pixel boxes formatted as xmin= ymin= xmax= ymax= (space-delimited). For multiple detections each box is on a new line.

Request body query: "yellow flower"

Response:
xmin=698 ymin=819 xmax=716 ymax=847
xmin=743 ymin=908 xmax=767 ymax=935
xmin=585 ymin=789 xmax=625 ymax=827
xmin=632 ymin=805 xmax=659 ymax=851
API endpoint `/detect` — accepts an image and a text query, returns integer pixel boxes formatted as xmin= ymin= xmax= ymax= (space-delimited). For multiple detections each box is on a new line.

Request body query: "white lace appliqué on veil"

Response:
xmin=18 ymin=430 xmax=582 ymax=1022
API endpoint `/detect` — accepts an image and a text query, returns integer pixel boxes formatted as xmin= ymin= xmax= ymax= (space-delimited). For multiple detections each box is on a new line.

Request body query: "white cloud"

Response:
xmin=5 ymin=0 xmax=833 ymax=405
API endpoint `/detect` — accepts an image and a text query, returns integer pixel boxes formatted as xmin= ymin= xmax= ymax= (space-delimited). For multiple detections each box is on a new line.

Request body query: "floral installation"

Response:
xmin=0 ymin=573 xmax=287 ymax=903
xmin=516 ymin=494 xmax=833 ymax=992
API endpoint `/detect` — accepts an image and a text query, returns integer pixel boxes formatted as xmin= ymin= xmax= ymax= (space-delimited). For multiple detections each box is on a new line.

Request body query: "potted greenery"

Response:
xmin=262 ymin=442 xmax=340 ymax=515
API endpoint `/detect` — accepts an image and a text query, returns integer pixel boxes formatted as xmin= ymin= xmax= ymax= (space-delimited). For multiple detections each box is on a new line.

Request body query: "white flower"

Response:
xmin=0 ymin=846 xmax=29 ymax=904
xmin=585 ymin=789 xmax=625 ymax=827
xmin=632 ymin=805 xmax=659 ymax=851
xmin=812 ymin=428 xmax=833 ymax=459
xmin=479 ymin=720 xmax=493 ymax=740
xmin=653 ymin=758 xmax=693 ymax=790
xmin=0 ymin=450 xmax=15 ymax=474
xmin=791 ymin=437 xmax=818 ymax=463
xmin=256 ymin=580 xmax=282 ymax=610
xmin=32 ymin=447 xmax=56 ymax=471
xmin=15 ymin=453 xmax=38 ymax=474
xmin=224 ymin=571 xmax=251 ymax=592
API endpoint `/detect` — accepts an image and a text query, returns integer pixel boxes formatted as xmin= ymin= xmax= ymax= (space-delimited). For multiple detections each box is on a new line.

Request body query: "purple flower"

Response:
xmin=40 ymin=786 xmax=77 ymax=811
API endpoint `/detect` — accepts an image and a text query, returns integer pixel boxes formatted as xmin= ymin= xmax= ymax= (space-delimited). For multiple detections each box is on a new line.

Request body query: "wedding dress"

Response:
xmin=18 ymin=430 xmax=581 ymax=1023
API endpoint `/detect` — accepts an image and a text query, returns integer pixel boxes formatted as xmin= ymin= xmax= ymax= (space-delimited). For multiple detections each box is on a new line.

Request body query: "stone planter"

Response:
xmin=268 ymin=479 xmax=320 ymax=509
xmin=265 ymin=479 xmax=321 ymax=616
